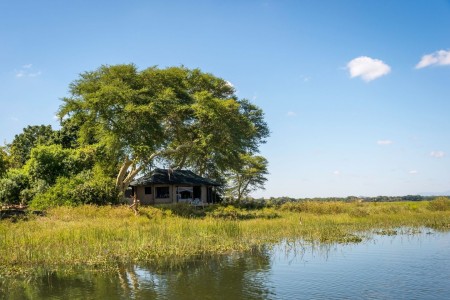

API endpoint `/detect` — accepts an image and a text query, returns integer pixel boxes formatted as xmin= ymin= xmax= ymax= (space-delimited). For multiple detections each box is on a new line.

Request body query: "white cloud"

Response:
xmin=15 ymin=71 xmax=25 ymax=78
xmin=377 ymin=140 xmax=393 ymax=145
xmin=416 ymin=49 xmax=450 ymax=69
xmin=430 ymin=151 xmax=445 ymax=158
xmin=287 ymin=111 xmax=297 ymax=117
xmin=347 ymin=56 xmax=391 ymax=82
xmin=409 ymin=170 xmax=418 ymax=175
xmin=15 ymin=64 xmax=42 ymax=78
xmin=333 ymin=170 xmax=341 ymax=176
xmin=28 ymin=71 xmax=42 ymax=77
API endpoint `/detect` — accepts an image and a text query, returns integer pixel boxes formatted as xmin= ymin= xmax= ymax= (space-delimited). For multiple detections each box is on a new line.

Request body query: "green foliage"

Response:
xmin=53 ymin=118 xmax=83 ymax=149
xmin=428 ymin=197 xmax=450 ymax=211
xmin=58 ymin=64 xmax=269 ymax=194
xmin=0 ymin=148 xmax=10 ymax=178
xmin=0 ymin=169 xmax=30 ymax=205
xmin=8 ymin=125 xmax=56 ymax=168
xmin=25 ymin=144 xmax=95 ymax=185
xmin=30 ymin=171 xmax=119 ymax=210
xmin=226 ymin=154 xmax=268 ymax=201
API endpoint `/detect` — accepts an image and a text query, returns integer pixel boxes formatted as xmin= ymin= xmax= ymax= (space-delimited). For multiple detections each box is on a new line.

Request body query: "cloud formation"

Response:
xmin=15 ymin=64 xmax=42 ymax=78
xmin=430 ymin=151 xmax=445 ymax=158
xmin=287 ymin=111 xmax=297 ymax=117
xmin=377 ymin=140 xmax=393 ymax=145
xmin=409 ymin=170 xmax=418 ymax=175
xmin=347 ymin=56 xmax=391 ymax=82
xmin=416 ymin=49 xmax=450 ymax=69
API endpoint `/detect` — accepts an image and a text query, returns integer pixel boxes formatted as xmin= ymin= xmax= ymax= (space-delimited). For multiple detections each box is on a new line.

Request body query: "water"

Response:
xmin=2 ymin=230 xmax=450 ymax=299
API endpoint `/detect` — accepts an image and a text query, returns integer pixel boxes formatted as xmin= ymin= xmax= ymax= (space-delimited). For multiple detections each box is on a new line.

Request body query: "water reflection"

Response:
xmin=2 ymin=230 xmax=450 ymax=300
xmin=1 ymin=249 xmax=273 ymax=300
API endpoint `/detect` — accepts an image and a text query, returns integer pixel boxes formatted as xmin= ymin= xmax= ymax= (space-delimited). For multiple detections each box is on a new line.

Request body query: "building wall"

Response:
xmin=136 ymin=186 xmax=154 ymax=204
xmin=135 ymin=184 xmax=210 ymax=205
xmin=153 ymin=184 xmax=173 ymax=204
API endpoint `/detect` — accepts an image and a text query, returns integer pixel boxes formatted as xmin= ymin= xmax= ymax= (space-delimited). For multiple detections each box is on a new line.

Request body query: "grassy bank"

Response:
xmin=1 ymin=200 xmax=450 ymax=276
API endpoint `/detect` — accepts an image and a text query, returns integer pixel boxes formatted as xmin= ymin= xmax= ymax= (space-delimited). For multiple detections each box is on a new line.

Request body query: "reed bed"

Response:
xmin=0 ymin=200 xmax=449 ymax=276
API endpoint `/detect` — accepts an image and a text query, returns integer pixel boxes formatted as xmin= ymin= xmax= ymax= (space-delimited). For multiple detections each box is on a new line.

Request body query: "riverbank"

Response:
xmin=1 ymin=200 xmax=449 ymax=277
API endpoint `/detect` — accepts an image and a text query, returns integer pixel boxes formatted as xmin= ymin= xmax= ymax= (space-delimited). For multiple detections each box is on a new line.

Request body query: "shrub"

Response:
xmin=30 ymin=171 xmax=119 ymax=210
xmin=428 ymin=197 xmax=450 ymax=211
xmin=0 ymin=169 xmax=30 ymax=206
xmin=25 ymin=145 xmax=95 ymax=185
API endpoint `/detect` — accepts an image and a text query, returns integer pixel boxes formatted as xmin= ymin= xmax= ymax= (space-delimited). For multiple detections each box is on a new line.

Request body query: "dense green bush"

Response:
xmin=30 ymin=171 xmax=119 ymax=209
xmin=0 ymin=169 xmax=30 ymax=205
xmin=25 ymin=145 xmax=95 ymax=185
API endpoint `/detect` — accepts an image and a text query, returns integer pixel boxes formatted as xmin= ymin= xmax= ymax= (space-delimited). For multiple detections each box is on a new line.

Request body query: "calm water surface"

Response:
xmin=2 ymin=230 xmax=450 ymax=299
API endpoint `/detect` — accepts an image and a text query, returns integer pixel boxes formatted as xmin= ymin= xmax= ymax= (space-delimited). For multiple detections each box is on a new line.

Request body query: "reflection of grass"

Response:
xmin=0 ymin=201 xmax=449 ymax=276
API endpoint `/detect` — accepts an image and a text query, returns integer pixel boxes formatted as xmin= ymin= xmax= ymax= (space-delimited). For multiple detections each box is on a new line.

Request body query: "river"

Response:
xmin=2 ymin=229 xmax=450 ymax=299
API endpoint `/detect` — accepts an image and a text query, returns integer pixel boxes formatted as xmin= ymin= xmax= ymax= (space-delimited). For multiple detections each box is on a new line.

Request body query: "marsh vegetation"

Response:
xmin=1 ymin=199 xmax=449 ymax=277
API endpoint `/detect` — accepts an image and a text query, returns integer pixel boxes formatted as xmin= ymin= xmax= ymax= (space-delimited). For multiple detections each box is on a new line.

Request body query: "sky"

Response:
xmin=1 ymin=0 xmax=449 ymax=198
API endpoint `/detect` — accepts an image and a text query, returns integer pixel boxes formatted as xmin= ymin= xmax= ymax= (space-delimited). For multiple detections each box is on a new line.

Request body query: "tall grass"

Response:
xmin=0 ymin=200 xmax=449 ymax=276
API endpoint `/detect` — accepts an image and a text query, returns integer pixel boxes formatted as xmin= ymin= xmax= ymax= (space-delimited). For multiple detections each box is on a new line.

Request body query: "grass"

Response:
xmin=0 ymin=200 xmax=449 ymax=277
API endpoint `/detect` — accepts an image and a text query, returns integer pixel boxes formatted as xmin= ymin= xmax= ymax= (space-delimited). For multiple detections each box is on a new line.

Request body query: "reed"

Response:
xmin=0 ymin=201 xmax=449 ymax=276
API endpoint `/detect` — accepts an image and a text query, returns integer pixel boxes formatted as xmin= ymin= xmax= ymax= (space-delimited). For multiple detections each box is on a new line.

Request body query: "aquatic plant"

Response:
xmin=0 ymin=201 xmax=449 ymax=277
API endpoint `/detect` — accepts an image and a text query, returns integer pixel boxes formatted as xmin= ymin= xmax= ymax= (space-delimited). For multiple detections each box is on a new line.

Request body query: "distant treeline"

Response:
xmin=227 ymin=195 xmax=448 ymax=209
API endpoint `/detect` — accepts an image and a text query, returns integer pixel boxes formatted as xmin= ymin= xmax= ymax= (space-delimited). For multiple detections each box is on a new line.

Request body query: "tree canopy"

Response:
xmin=0 ymin=148 xmax=9 ymax=177
xmin=0 ymin=64 xmax=270 ymax=208
xmin=226 ymin=154 xmax=269 ymax=201
xmin=58 ymin=65 xmax=270 ymax=196
xmin=8 ymin=125 xmax=56 ymax=168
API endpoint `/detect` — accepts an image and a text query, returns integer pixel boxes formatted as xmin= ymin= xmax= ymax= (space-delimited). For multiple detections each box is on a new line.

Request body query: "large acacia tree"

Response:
xmin=58 ymin=65 xmax=269 ymax=196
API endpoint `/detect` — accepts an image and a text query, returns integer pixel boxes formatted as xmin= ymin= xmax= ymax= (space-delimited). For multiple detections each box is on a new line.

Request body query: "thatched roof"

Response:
xmin=130 ymin=169 xmax=220 ymax=186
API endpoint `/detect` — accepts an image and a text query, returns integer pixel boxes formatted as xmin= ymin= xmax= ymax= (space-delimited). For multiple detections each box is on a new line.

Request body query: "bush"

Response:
xmin=428 ymin=197 xmax=450 ymax=211
xmin=0 ymin=169 xmax=30 ymax=206
xmin=25 ymin=145 xmax=95 ymax=185
xmin=30 ymin=171 xmax=119 ymax=210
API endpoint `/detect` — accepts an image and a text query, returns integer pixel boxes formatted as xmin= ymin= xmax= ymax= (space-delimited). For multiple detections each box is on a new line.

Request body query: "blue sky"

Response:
xmin=1 ymin=0 xmax=449 ymax=197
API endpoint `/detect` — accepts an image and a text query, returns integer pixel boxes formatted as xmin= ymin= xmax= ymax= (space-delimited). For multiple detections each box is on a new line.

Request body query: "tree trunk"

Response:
xmin=116 ymin=157 xmax=133 ymax=198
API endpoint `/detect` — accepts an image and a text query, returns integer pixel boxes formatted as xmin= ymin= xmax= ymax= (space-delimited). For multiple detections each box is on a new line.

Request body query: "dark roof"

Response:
xmin=130 ymin=169 xmax=220 ymax=186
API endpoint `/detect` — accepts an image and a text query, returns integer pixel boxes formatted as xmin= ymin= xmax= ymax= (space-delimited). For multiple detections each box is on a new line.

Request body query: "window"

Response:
xmin=144 ymin=187 xmax=152 ymax=194
xmin=156 ymin=186 xmax=170 ymax=198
